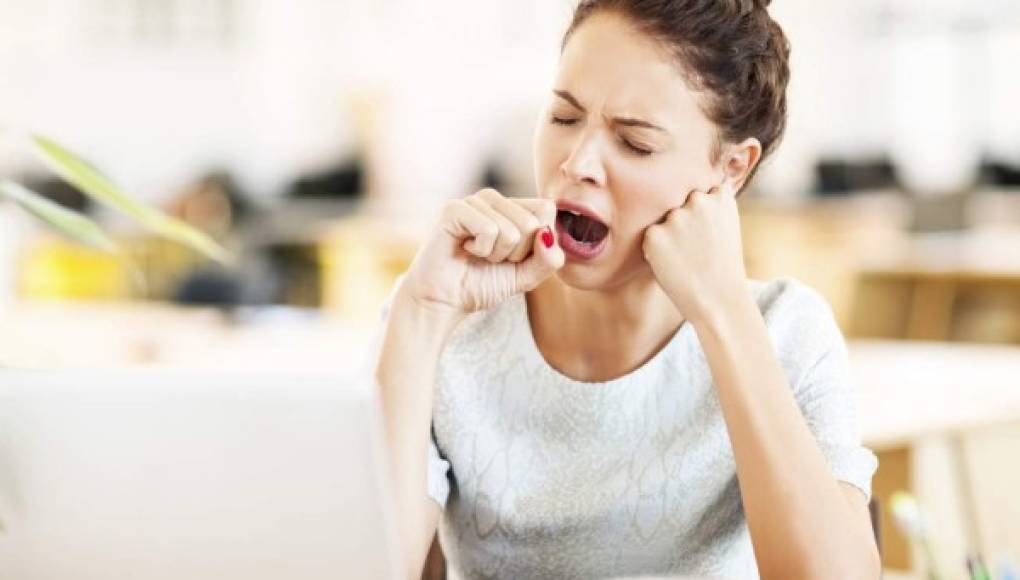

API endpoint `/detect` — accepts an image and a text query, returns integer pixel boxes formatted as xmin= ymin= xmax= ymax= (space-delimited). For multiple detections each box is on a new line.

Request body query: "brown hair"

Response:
xmin=564 ymin=0 xmax=790 ymax=180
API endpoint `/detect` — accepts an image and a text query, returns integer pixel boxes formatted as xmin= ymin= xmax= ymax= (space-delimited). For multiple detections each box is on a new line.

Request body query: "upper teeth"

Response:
xmin=567 ymin=210 xmax=582 ymax=217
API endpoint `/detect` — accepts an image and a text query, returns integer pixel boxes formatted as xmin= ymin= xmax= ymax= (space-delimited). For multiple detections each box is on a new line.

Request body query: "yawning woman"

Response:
xmin=374 ymin=1 xmax=880 ymax=578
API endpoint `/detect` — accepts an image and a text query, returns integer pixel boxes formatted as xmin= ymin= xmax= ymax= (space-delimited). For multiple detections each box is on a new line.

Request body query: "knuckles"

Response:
xmin=476 ymin=188 xmax=502 ymax=202
xmin=501 ymin=229 xmax=521 ymax=246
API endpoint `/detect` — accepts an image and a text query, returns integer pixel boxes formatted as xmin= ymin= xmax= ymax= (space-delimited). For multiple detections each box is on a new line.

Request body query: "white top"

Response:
xmin=382 ymin=277 xmax=877 ymax=580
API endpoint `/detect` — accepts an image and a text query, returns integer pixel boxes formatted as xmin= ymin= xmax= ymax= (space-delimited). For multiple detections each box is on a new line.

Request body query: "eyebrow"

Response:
xmin=553 ymin=89 xmax=667 ymax=133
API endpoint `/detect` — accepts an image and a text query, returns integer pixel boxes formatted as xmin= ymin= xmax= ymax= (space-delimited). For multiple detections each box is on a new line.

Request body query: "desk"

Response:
xmin=0 ymin=301 xmax=374 ymax=375
xmin=852 ymin=340 xmax=1020 ymax=447
xmin=851 ymin=340 xmax=1020 ymax=576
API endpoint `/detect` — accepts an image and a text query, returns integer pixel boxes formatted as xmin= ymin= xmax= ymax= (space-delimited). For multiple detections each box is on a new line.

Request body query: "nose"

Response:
xmin=560 ymin=129 xmax=607 ymax=188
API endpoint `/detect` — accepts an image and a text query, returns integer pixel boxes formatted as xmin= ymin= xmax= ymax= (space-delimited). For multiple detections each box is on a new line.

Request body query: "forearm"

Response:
xmin=375 ymin=286 xmax=464 ymax=578
xmin=691 ymin=290 xmax=879 ymax=579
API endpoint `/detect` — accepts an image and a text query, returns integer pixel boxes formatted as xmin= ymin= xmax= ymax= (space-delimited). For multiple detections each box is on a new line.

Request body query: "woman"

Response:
xmin=376 ymin=1 xmax=880 ymax=578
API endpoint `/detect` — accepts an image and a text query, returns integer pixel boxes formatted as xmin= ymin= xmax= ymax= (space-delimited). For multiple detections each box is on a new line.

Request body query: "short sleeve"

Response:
xmin=783 ymin=286 xmax=879 ymax=500
xmin=796 ymin=335 xmax=878 ymax=499
xmin=373 ymin=274 xmax=452 ymax=510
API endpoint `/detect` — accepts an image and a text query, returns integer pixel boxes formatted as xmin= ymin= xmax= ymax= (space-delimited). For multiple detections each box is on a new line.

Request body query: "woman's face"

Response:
xmin=534 ymin=12 xmax=725 ymax=291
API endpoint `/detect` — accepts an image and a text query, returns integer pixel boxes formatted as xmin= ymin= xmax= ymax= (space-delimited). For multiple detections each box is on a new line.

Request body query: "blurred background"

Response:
xmin=1 ymin=0 xmax=1019 ymax=578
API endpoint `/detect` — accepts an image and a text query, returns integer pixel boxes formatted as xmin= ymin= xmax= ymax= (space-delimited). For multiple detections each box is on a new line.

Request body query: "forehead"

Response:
xmin=556 ymin=12 xmax=707 ymax=126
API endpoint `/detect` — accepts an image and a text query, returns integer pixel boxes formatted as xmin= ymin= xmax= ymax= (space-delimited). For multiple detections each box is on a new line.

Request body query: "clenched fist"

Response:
xmin=403 ymin=188 xmax=566 ymax=314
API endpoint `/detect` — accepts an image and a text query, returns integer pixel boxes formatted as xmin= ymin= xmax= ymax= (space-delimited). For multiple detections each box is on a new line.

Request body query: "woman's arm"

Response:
xmin=374 ymin=190 xmax=560 ymax=578
xmin=643 ymin=185 xmax=878 ymax=579
xmin=375 ymin=285 xmax=465 ymax=580
xmin=691 ymin=287 xmax=880 ymax=580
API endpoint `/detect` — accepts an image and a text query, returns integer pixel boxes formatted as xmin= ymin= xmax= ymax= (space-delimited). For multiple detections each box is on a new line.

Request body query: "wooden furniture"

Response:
xmin=852 ymin=268 xmax=1020 ymax=343
xmin=851 ymin=340 xmax=1020 ymax=577
xmin=849 ymin=229 xmax=1020 ymax=343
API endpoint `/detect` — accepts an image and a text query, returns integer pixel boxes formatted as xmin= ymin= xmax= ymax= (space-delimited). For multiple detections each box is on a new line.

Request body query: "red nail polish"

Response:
xmin=541 ymin=228 xmax=554 ymax=248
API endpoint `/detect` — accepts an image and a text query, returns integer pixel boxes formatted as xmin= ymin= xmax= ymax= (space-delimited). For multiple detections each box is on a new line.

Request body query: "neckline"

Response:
xmin=515 ymin=292 xmax=695 ymax=388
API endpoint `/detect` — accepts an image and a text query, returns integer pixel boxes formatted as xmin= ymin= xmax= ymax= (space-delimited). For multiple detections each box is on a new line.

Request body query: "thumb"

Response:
xmin=515 ymin=226 xmax=564 ymax=293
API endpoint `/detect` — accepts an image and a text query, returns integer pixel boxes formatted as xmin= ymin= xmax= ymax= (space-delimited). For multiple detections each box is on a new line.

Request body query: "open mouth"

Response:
xmin=557 ymin=209 xmax=609 ymax=245
xmin=555 ymin=208 xmax=610 ymax=260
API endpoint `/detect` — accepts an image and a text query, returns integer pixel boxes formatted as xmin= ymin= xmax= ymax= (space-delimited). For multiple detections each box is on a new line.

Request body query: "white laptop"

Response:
xmin=0 ymin=367 xmax=404 ymax=580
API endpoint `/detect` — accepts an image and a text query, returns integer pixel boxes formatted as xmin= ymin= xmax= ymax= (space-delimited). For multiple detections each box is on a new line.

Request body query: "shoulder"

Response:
xmin=746 ymin=277 xmax=845 ymax=371
xmin=748 ymin=277 xmax=836 ymax=330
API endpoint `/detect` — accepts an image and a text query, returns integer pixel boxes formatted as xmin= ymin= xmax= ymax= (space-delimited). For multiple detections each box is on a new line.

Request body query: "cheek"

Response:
xmin=610 ymin=161 xmax=686 ymax=229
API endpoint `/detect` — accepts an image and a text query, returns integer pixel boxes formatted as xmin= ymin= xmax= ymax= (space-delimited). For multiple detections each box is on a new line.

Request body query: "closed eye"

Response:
xmin=552 ymin=114 xmax=652 ymax=156
xmin=622 ymin=139 xmax=652 ymax=156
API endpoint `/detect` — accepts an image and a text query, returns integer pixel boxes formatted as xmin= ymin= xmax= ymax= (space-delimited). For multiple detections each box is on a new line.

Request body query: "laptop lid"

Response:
xmin=0 ymin=367 xmax=402 ymax=580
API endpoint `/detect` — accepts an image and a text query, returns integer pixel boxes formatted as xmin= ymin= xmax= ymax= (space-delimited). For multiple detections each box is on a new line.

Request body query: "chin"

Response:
xmin=553 ymin=258 xmax=647 ymax=292
xmin=553 ymin=265 xmax=608 ymax=291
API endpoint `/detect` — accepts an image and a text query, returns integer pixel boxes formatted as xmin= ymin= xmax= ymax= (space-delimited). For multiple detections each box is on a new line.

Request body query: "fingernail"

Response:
xmin=541 ymin=227 xmax=554 ymax=249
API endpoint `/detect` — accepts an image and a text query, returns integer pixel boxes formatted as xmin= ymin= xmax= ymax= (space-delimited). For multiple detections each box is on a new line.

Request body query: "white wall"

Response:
xmin=1 ymin=0 xmax=1017 ymax=206
xmin=0 ymin=0 xmax=572 ymax=206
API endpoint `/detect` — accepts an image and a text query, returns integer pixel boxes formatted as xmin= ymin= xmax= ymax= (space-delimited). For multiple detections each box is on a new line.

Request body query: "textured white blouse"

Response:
xmin=382 ymin=277 xmax=877 ymax=580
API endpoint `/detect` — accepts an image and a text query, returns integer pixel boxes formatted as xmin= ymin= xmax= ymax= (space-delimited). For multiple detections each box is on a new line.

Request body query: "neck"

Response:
xmin=525 ymin=270 xmax=685 ymax=381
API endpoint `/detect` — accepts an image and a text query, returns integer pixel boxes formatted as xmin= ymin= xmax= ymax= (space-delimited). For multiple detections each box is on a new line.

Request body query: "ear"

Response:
xmin=719 ymin=138 xmax=762 ymax=193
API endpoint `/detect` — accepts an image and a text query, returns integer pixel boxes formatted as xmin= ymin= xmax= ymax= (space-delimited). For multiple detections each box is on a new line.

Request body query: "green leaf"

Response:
xmin=30 ymin=135 xmax=232 ymax=265
xmin=0 ymin=180 xmax=118 ymax=251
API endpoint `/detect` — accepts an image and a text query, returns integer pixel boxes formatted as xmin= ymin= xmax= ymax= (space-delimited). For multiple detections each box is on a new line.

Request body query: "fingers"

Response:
xmin=693 ymin=183 xmax=736 ymax=202
xmin=476 ymin=189 xmax=547 ymax=263
xmin=682 ymin=188 xmax=705 ymax=208
xmin=714 ymin=182 xmax=737 ymax=198
xmin=510 ymin=198 xmax=557 ymax=262
xmin=515 ymin=225 xmax=565 ymax=293
xmin=464 ymin=195 xmax=521 ymax=263
xmin=676 ymin=185 xmax=730 ymax=214
xmin=442 ymin=200 xmax=499 ymax=259
xmin=661 ymin=188 xmax=704 ymax=225
xmin=475 ymin=188 xmax=550 ymax=260
xmin=455 ymin=189 xmax=555 ymax=264
xmin=514 ymin=198 xmax=557 ymax=225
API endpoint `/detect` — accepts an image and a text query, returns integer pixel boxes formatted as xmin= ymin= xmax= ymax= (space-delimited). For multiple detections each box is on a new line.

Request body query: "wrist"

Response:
xmin=393 ymin=284 xmax=467 ymax=336
xmin=688 ymin=284 xmax=757 ymax=330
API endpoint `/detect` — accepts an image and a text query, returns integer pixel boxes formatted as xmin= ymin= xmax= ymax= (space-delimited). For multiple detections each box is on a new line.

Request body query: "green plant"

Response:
xmin=0 ymin=132 xmax=230 ymax=264
xmin=0 ymin=133 xmax=233 ymax=534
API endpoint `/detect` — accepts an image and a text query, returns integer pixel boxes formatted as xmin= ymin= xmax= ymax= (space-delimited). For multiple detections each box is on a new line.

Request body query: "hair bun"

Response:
xmin=738 ymin=0 xmax=771 ymax=14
